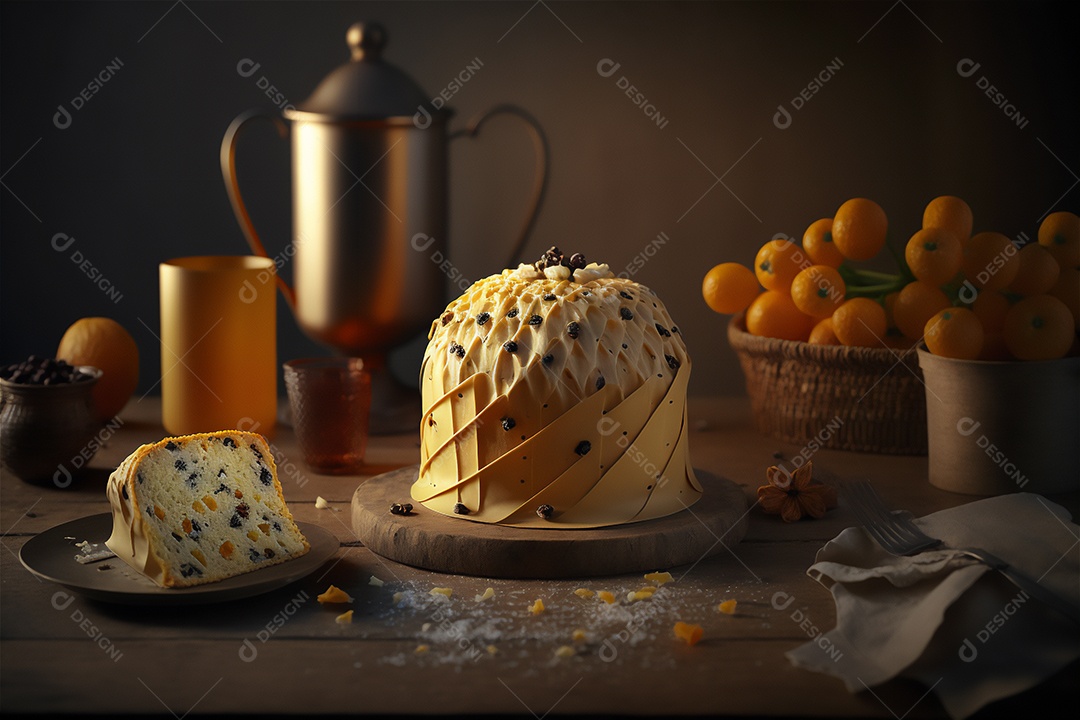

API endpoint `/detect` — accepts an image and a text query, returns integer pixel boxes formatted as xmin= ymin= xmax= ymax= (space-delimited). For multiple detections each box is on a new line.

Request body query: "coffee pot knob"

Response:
xmin=347 ymin=22 xmax=385 ymax=61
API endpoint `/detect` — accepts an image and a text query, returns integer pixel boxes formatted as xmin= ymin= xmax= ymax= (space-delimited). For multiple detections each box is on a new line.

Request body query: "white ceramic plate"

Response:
xmin=19 ymin=514 xmax=338 ymax=605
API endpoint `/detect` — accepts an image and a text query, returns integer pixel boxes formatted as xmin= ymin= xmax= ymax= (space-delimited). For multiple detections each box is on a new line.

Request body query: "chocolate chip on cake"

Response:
xmin=656 ymin=323 xmax=671 ymax=337
xmin=666 ymin=354 xmax=681 ymax=370
xmin=620 ymin=291 xmax=633 ymax=300
xmin=453 ymin=502 xmax=470 ymax=515
xmin=528 ymin=314 xmax=543 ymax=326
xmin=448 ymin=342 xmax=466 ymax=358
xmin=620 ymin=307 xmax=634 ymax=320
xmin=476 ymin=312 xmax=490 ymax=326
xmin=542 ymin=354 xmax=554 ymax=366
xmin=501 ymin=417 xmax=516 ymax=431
xmin=568 ymin=253 xmax=586 ymax=269
xmin=506 ymin=308 xmax=519 ymax=319
xmin=566 ymin=322 xmax=581 ymax=339
xmin=536 ymin=504 xmax=554 ymax=519
xmin=543 ymin=293 xmax=556 ymax=301
xmin=390 ymin=503 xmax=413 ymax=516
xmin=503 ymin=341 xmax=518 ymax=353
xmin=575 ymin=441 xmax=592 ymax=456
xmin=441 ymin=312 xmax=454 ymax=325
xmin=595 ymin=376 xmax=606 ymax=390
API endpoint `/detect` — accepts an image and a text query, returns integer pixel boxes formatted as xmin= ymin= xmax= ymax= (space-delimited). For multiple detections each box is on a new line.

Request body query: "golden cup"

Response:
xmin=159 ymin=256 xmax=277 ymax=436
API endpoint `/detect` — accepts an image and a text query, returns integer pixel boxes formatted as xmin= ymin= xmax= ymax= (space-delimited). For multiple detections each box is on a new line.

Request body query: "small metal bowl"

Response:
xmin=0 ymin=366 xmax=104 ymax=487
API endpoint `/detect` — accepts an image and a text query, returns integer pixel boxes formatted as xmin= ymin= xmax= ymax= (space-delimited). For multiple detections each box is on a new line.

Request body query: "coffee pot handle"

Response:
xmin=220 ymin=109 xmax=296 ymax=308
xmin=449 ymin=105 xmax=549 ymax=268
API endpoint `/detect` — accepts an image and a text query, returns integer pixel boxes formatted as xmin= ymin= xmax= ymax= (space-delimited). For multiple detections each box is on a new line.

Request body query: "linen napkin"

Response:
xmin=786 ymin=493 xmax=1080 ymax=719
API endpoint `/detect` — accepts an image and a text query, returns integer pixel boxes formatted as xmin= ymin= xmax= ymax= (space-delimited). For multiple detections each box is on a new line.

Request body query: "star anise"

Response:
xmin=757 ymin=461 xmax=837 ymax=522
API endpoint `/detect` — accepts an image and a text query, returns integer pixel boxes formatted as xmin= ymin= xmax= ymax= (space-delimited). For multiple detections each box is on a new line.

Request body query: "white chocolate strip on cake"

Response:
xmin=106 ymin=431 xmax=310 ymax=587
xmin=412 ymin=258 xmax=702 ymax=528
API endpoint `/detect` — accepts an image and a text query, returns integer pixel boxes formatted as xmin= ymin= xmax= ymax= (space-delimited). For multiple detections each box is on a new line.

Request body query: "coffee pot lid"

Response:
xmin=288 ymin=22 xmax=441 ymax=122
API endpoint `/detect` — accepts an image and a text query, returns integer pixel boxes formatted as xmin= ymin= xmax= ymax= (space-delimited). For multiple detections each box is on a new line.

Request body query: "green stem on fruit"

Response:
xmin=885 ymin=232 xmax=915 ymax=282
xmin=847 ymin=268 xmax=898 ymax=282
xmin=844 ymin=279 xmax=907 ymax=299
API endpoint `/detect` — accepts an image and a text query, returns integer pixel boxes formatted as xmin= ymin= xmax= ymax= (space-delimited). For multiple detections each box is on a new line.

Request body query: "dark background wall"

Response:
xmin=2 ymin=0 xmax=1077 ymax=399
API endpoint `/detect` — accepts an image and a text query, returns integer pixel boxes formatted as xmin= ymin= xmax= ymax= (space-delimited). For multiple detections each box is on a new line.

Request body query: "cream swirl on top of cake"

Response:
xmin=412 ymin=247 xmax=701 ymax=528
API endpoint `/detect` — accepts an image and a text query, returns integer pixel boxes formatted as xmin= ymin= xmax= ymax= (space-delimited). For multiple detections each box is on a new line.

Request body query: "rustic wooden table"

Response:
xmin=2 ymin=397 xmax=1076 ymax=717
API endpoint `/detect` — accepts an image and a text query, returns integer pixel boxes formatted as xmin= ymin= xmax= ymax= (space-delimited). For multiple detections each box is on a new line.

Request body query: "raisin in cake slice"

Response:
xmin=106 ymin=431 xmax=310 ymax=588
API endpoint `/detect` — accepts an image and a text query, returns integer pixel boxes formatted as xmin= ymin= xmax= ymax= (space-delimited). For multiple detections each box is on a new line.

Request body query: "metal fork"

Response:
xmin=844 ymin=480 xmax=1080 ymax=626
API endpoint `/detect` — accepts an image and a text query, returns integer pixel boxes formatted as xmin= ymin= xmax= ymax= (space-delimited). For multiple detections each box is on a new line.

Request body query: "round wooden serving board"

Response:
xmin=351 ymin=465 xmax=748 ymax=579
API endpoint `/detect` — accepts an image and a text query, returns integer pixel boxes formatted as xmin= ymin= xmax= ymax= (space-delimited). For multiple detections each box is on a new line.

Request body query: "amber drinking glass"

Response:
xmin=283 ymin=358 xmax=371 ymax=474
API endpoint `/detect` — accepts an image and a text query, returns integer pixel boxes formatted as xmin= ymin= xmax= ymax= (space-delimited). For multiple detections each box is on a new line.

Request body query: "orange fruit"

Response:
xmin=1049 ymin=263 xmax=1079 ymax=331
xmin=922 ymin=196 xmax=973 ymax=245
xmin=883 ymin=291 xmax=900 ymax=329
xmin=961 ymin=231 xmax=1020 ymax=290
xmin=893 ymin=281 xmax=951 ymax=340
xmin=832 ymin=198 xmax=887 ymax=261
xmin=702 ymin=263 xmax=760 ymax=314
xmin=924 ymin=307 xmax=984 ymax=360
xmin=56 ymin=317 xmax=140 ymax=420
xmin=905 ymin=227 xmax=963 ymax=286
xmin=979 ymin=334 xmax=1013 ymax=361
xmin=1002 ymin=295 xmax=1074 ymax=360
xmin=754 ymin=239 xmax=807 ymax=292
xmin=832 ymin=297 xmax=887 ymax=347
xmin=808 ymin=317 xmax=841 ymax=345
xmin=1038 ymin=211 xmax=1080 ymax=267
xmin=971 ymin=290 xmax=1011 ymax=335
xmin=790 ymin=265 xmax=845 ymax=319
xmin=1006 ymin=243 xmax=1060 ymax=296
xmin=802 ymin=218 xmax=844 ymax=268
xmin=745 ymin=290 xmax=815 ymax=342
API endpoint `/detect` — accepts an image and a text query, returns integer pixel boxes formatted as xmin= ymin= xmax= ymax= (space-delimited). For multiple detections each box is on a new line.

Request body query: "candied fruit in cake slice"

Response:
xmin=104 ymin=431 xmax=309 ymax=588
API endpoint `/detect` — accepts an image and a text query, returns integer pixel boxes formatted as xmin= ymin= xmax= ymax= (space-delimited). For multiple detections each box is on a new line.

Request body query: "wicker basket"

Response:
xmin=727 ymin=315 xmax=927 ymax=455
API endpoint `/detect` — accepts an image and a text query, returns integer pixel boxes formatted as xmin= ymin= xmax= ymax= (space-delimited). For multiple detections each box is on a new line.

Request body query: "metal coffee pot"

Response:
xmin=221 ymin=22 xmax=547 ymax=431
